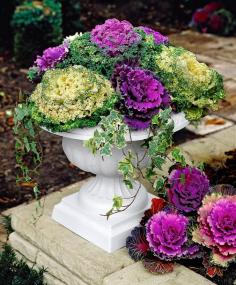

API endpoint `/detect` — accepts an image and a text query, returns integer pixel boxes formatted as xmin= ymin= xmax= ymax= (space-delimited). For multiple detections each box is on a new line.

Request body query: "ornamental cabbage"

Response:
xmin=31 ymin=66 xmax=115 ymax=123
xmin=112 ymin=62 xmax=170 ymax=129
xmin=146 ymin=211 xmax=199 ymax=260
xmin=168 ymin=166 xmax=210 ymax=213
xmin=91 ymin=18 xmax=141 ymax=56
xmin=193 ymin=191 xmax=236 ymax=267
xmin=154 ymin=46 xmax=224 ymax=120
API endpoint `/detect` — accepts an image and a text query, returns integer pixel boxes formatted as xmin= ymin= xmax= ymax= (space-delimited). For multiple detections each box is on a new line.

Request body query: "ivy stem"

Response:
xmin=102 ymin=183 xmax=141 ymax=218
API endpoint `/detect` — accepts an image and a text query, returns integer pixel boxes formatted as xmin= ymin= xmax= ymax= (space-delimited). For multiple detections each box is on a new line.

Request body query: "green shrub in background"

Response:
xmin=12 ymin=0 xmax=63 ymax=67
xmin=0 ymin=0 xmax=20 ymax=52
xmin=60 ymin=0 xmax=83 ymax=36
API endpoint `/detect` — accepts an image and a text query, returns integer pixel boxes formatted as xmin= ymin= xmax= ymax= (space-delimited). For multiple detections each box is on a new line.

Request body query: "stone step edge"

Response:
xmin=9 ymin=232 xmax=88 ymax=285
xmin=9 ymin=231 xmax=215 ymax=285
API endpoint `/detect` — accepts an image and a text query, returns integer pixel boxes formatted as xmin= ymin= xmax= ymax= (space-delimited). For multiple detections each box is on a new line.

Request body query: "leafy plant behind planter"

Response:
xmin=12 ymin=0 xmax=63 ymax=67
xmin=0 ymin=0 xmax=21 ymax=52
xmin=60 ymin=0 xmax=83 ymax=36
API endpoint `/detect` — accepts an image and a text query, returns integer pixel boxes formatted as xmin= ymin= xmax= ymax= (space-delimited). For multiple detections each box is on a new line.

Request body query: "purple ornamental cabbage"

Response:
xmin=112 ymin=63 xmax=170 ymax=129
xmin=146 ymin=211 xmax=199 ymax=260
xmin=138 ymin=26 xmax=169 ymax=44
xmin=195 ymin=194 xmax=236 ymax=266
xmin=168 ymin=166 xmax=210 ymax=213
xmin=35 ymin=43 xmax=69 ymax=72
xmin=90 ymin=18 xmax=141 ymax=56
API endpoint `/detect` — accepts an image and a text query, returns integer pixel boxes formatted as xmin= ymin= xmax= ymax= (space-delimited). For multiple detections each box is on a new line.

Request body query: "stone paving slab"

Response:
xmin=103 ymin=262 xmax=214 ymax=285
xmin=186 ymin=115 xmax=233 ymax=136
xmin=169 ymin=30 xmax=236 ymax=58
xmin=209 ymin=125 xmax=236 ymax=149
xmin=180 ymin=137 xmax=230 ymax=165
xmin=8 ymin=181 xmax=215 ymax=285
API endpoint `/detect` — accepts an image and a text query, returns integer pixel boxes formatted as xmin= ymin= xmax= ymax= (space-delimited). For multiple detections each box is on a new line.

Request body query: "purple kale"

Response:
xmin=35 ymin=43 xmax=68 ymax=72
xmin=91 ymin=18 xmax=141 ymax=56
xmin=168 ymin=166 xmax=210 ymax=213
xmin=112 ymin=63 xmax=170 ymax=129
xmin=146 ymin=211 xmax=199 ymax=260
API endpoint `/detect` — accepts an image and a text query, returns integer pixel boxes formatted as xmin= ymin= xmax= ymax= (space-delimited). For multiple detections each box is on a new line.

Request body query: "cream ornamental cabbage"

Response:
xmin=156 ymin=46 xmax=212 ymax=88
xmin=154 ymin=45 xmax=224 ymax=120
xmin=31 ymin=66 xmax=115 ymax=123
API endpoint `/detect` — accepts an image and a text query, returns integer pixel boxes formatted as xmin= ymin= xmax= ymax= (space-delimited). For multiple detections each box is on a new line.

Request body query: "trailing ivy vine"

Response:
xmin=85 ymin=108 xmax=188 ymax=218
xmin=14 ymin=96 xmax=43 ymax=220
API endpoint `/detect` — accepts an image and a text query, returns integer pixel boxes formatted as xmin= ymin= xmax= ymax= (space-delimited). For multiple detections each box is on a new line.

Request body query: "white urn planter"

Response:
xmin=50 ymin=112 xmax=189 ymax=252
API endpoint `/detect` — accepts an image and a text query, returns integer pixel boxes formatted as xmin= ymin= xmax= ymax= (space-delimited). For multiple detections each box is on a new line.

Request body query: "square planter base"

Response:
xmin=52 ymin=192 xmax=155 ymax=253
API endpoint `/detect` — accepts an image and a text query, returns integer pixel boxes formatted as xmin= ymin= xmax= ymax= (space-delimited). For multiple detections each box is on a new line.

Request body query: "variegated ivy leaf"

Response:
xmin=104 ymin=195 xmax=124 ymax=219
xmin=118 ymin=151 xmax=135 ymax=189
xmin=153 ymin=177 xmax=167 ymax=195
xmin=85 ymin=110 xmax=128 ymax=156
xmin=112 ymin=196 xmax=123 ymax=210
xmin=152 ymin=155 xmax=166 ymax=170
xmin=171 ymin=147 xmax=186 ymax=166
xmin=100 ymin=142 xmax=112 ymax=156
xmin=148 ymin=132 xmax=171 ymax=156
xmin=152 ymin=108 xmax=172 ymax=127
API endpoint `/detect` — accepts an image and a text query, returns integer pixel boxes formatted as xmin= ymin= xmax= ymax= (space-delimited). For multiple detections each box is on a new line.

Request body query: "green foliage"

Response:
xmin=153 ymin=177 xmax=167 ymax=196
xmin=1 ymin=216 xmax=13 ymax=236
xmin=29 ymin=95 xmax=117 ymax=132
xmin=0 ymin=244 xmax=47 ymax=285
xmin=12 ymin=0 xmax=63 ymax=67
xmin=60 ymin=0 xmax=83 ymax=36
xmin=214 ymin=9 xmax=236 ymax=36
xmin=153 ymin=45 xmax=225 ymax=121
xmin=85 ymin=110 xmax=128 ymax=156
xmin=27 ymin=66 xmax=39 ymax=82
xmin=58 ymin=32 xmax=140 ymax=79
xmin=58 ymin=32 xmax=118 ymax=79
xmin=14 ymin=101 xmax=41 ymax=188
xmin=137 ymin=29 xmax=165 ymax=73
xmin=0 ymin=0 xmax=17 ymax=51
xmin=118 ymin=151 xmax=136 ymax=189
xmin=171 ymin=148 xmax=186 ymax=166
xmin=148 ymin=109 xmax=174 ymax=176
xmin=105 ymin=196 xmax=123 ymax=219
xmin=112 ymin=196 xmax=123 ymax=210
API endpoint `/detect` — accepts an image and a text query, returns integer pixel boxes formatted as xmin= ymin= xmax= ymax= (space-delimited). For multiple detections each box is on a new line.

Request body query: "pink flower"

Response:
xmin=146 ymin=211 xmax=200 ymax=260
xmin=193 ymin=190 xmax=236 ymax=266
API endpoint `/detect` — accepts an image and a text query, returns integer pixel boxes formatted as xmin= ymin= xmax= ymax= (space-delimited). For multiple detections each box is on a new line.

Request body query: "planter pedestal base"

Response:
xmin=49 ymin=112 xmax=190 ymax=253
xmin=52 ymin=180 xmax=155 ymax=253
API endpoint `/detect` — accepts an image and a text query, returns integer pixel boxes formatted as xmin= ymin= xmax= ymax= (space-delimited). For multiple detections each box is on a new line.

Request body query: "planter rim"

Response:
xmin=42 ymin=111 xmax=189 ymax=142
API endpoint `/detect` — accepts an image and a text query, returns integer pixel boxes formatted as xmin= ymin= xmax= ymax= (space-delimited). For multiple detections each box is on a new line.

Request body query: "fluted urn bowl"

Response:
xmin=48 ymin=112 xmax=189 ymax=252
